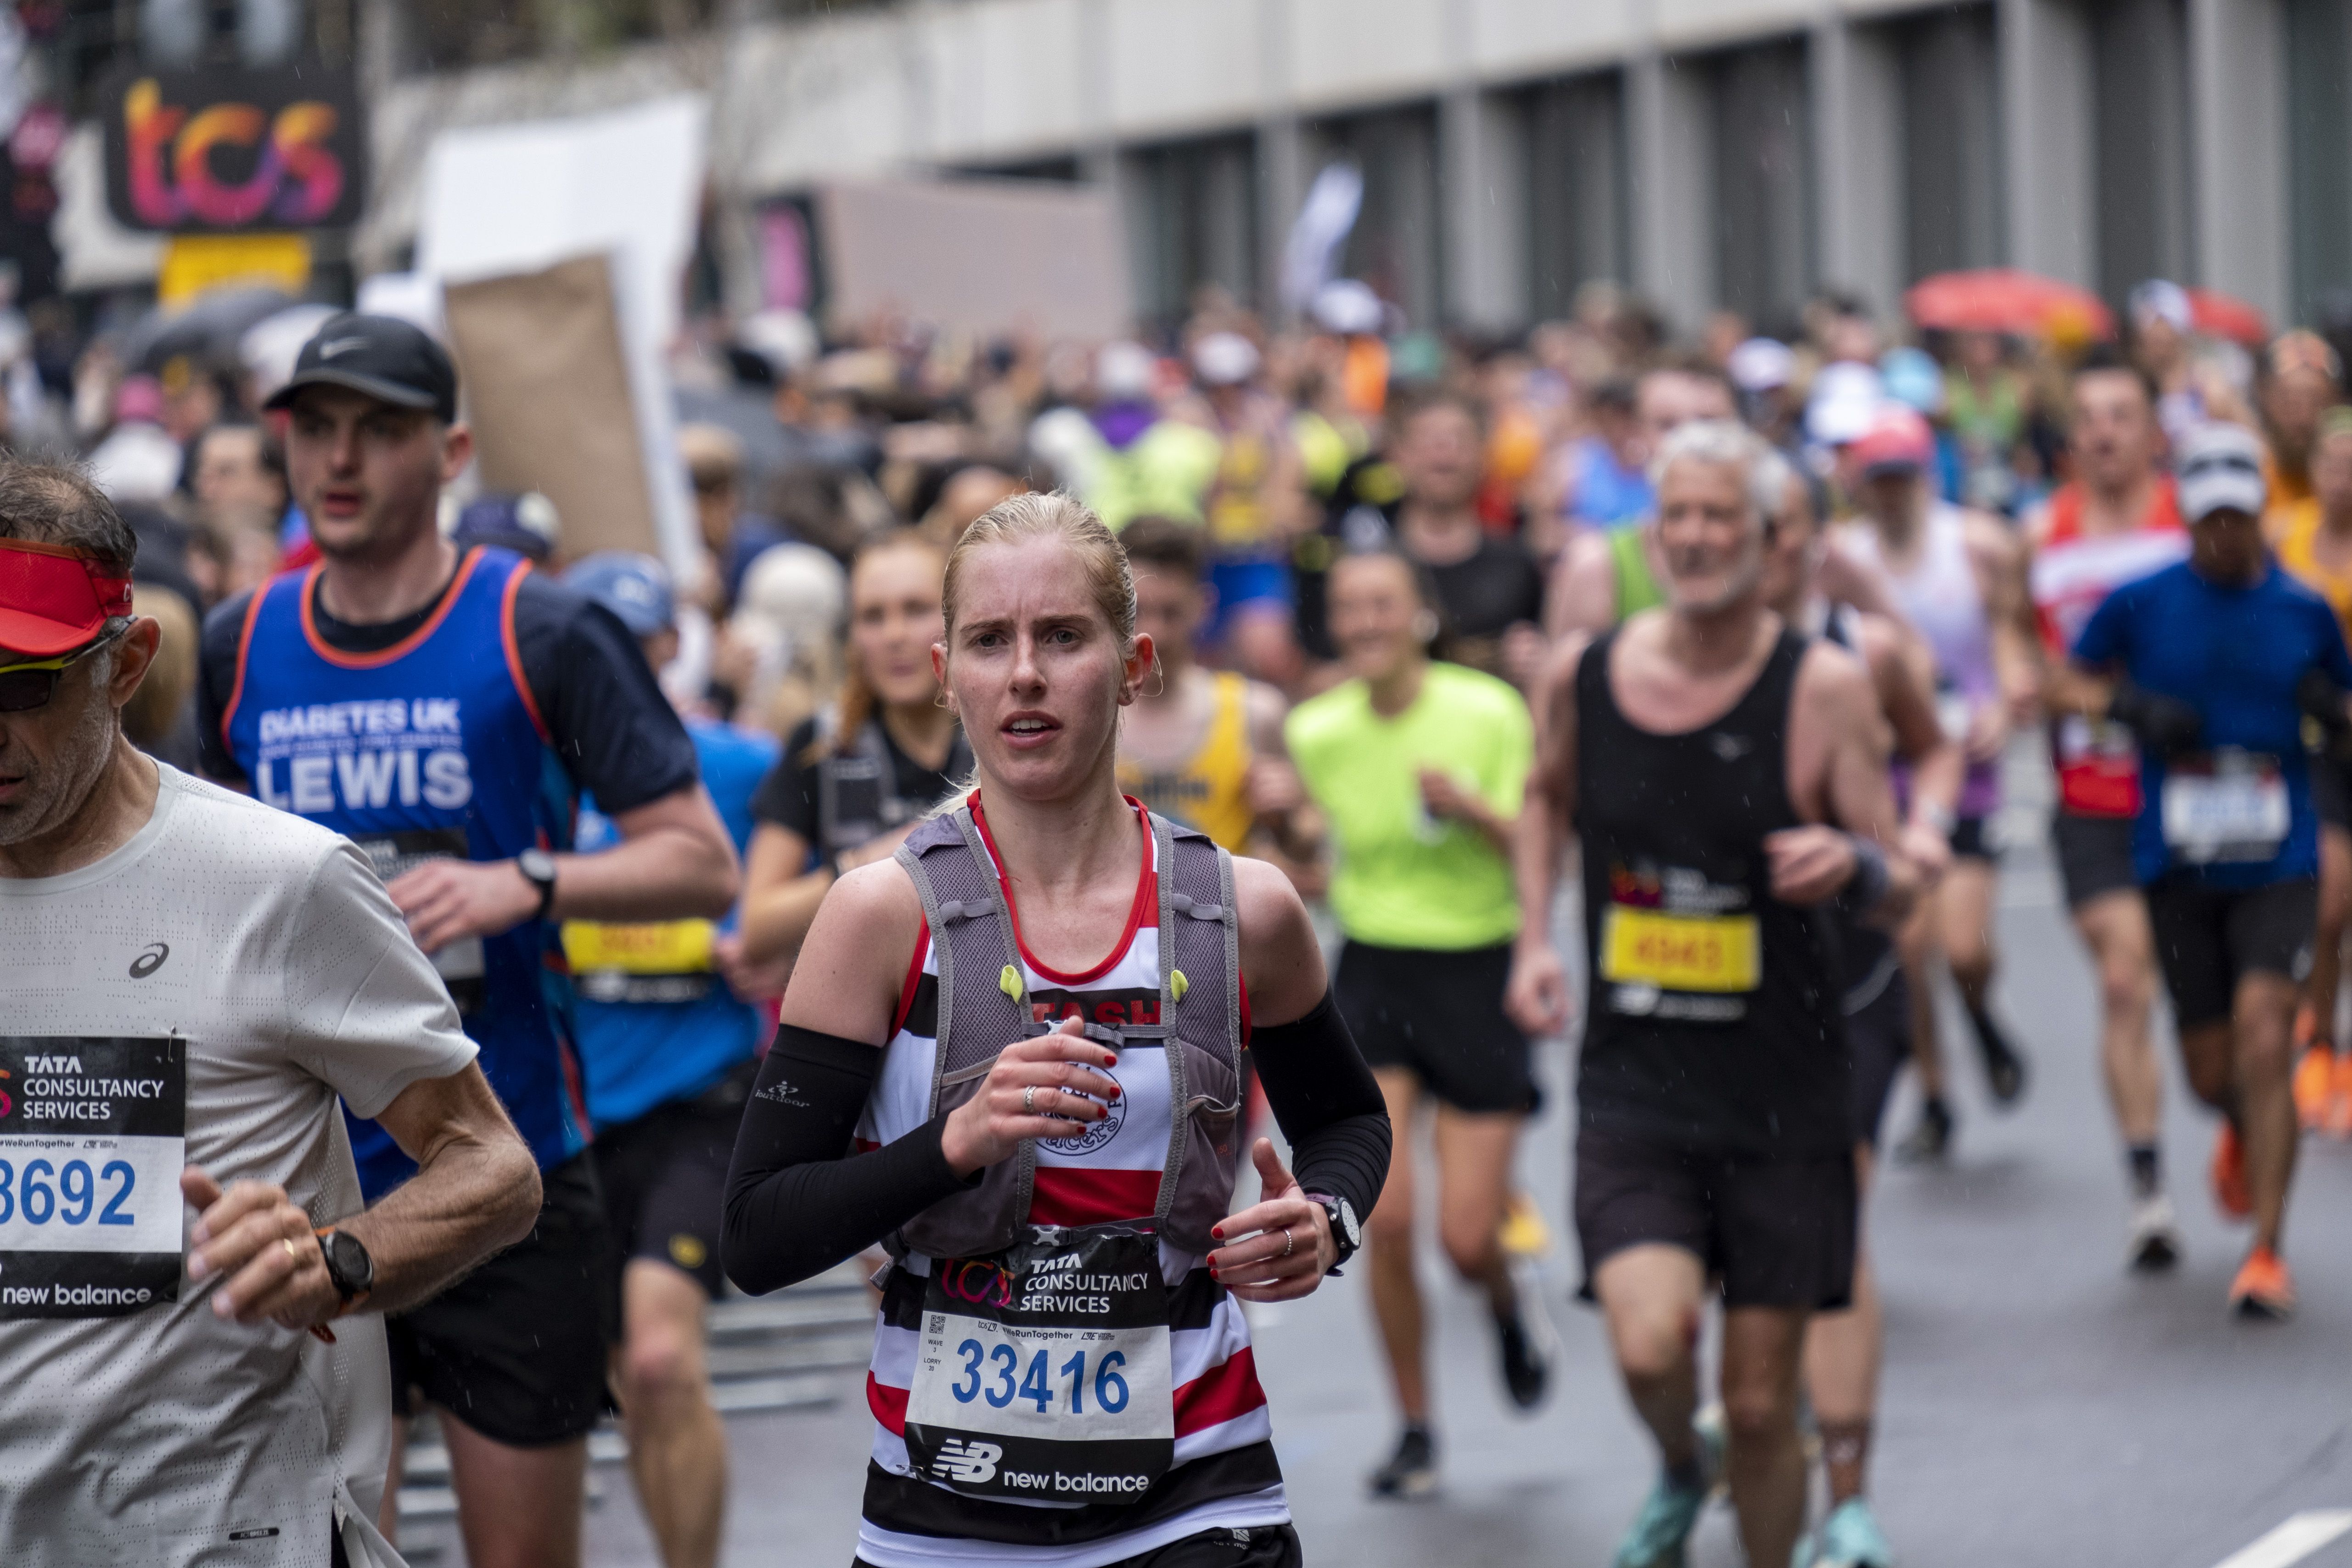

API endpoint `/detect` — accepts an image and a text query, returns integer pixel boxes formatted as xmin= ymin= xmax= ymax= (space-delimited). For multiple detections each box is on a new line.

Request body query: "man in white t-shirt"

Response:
xmin=0 ymin=461 xmax=542 ymax=1568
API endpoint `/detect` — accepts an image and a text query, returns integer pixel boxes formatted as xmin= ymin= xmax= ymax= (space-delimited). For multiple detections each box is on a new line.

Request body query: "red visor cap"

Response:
xmin=0 ymin=540 xmax=134 ymax=658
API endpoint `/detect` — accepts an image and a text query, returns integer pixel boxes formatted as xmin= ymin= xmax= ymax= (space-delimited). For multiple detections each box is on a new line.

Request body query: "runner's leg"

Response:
xmin=616 ymin=1259 xmax=726 ymax=1568
xmin=378 ymin=1416 xmax=408 ymax=1542
xmin=1429 ymin=1106 xmax=1521 ymax=1313
xmin=1719 ymin=1305 xmax=1812 ymax=1568
xmin=1366 ymin=1067 xmax=1429 ymax=1425
xmin=1942 ymin=858 xmax=2023 ymax=1100
xmin=1593 ymin=1244 xmax=1707 ymax=1473
xmin=2075 ymin=890 xmax=2164 ymax=1155
xmin=440 ymin=1413 xmax=588 ymax=1568
xmin=2234 ymin=970 xmax=2301 ymax=1254
xmin=1895 ymin=905 xmax=1952 ymax=1156
xmin=1800 ymin=1145 xmax=1880 ymax=1507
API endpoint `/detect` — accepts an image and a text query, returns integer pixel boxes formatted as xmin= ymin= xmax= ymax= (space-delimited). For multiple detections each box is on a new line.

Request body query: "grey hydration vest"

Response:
xmin=814 ymin=712 xmax=976 ymax=867
xmin=887 ymin=802 xmax=1245 ymax=1260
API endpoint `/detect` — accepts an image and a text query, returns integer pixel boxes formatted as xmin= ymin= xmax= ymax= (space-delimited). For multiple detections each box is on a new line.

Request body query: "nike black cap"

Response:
xmin=264 ymin=313 xmax=459 ymax=423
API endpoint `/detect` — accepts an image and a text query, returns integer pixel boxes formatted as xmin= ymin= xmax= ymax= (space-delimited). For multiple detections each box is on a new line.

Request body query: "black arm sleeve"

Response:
xmin=194 ymin=590 xmax=257 ymax=784
xmin=722 ymin=1024 xmax=978 ymax=1295
xmin=1248 ymin=990 xmax=1392 ymax=1223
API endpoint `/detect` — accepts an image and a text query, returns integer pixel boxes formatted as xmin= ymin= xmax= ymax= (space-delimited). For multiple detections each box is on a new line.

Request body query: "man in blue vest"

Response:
xmin=560 ymin=551 xmax=776 ymax=1568
xmin=196 ymin=315 xmax=741 ymax=1568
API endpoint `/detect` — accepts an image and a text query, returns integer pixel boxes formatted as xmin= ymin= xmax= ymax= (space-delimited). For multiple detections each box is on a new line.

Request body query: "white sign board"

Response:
xmin=415 ymin=95 xmax=707 ymax=576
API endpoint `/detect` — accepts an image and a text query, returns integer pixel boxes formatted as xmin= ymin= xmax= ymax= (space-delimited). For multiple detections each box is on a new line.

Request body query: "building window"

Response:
xmin=1521 ymin=72 xmax=1628 ymax=323
xmin=2288 ymin=0 xmax=2352 ymax=324
xmin=1899 ymin=3 xmax=2003 ymax=282
xmin=1311 ymin=104 xmax=1441 ymax=330
xmin=2091 ymin=0 xmax=2192 ymax=306
xmin=1125 ymin=135 xmax=1259 ymax=330
xmin=1710 ymin=38 xmax=1813 ymax=335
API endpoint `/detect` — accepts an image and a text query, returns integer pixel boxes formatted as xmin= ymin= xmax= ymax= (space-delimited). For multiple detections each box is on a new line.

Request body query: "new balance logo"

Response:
xmin=930 ymin=1438 xmax=1002 ymax=1484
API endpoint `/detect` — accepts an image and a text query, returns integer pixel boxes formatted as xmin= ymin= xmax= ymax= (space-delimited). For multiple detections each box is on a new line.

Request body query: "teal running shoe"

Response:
xmin=1610 ymin=1415 xmax=1725 ymax=1568
xmin=1802 ymin=1497 xmax=1896 ymax=1568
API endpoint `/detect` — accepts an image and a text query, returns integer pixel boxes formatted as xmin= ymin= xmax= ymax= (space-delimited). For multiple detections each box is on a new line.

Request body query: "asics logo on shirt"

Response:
xmin=930 ymin=1438 xmax=1002 ymax=1484
xmin=129 ymin=944 xmax=168 ymax=978
xmin=1709 ymin=732 xmax=1753 ymax=762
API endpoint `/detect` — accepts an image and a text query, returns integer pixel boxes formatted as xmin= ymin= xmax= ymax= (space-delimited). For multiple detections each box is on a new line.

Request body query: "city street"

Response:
xmin=552 ymin=751 xmax=2352 ymax=1568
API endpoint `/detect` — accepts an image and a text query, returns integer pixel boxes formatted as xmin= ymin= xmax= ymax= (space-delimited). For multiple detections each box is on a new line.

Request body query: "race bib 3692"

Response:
xmin=0 ymin=1036 xmax=185 ymax=1320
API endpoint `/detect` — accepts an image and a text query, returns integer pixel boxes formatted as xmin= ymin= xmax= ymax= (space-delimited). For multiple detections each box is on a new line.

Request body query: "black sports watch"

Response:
xmin=315 ymin=1228 xmax=374 ymax=1308
xmin=1303 ymin=1192 xmax=1362 ymax=1275
xmin=516 ymin=848 xmax=559 ymax=922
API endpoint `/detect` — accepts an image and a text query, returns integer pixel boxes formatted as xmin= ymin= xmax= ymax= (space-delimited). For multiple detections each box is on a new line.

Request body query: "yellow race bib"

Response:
xmin=560 ymin=918 xmax=717 ymax=976
xmin=1600 ymin=906 xmax=1760 ymax=994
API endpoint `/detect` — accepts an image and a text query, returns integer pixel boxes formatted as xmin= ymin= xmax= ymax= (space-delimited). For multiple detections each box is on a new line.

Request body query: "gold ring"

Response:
xmin=1281 ymin=1228 xmax=1294 ymax=1258
xmin=1023 ymin=1086 xmax=1037 ymax=1114
xmin=282 ymin=1237 xmax=302 ymax=1265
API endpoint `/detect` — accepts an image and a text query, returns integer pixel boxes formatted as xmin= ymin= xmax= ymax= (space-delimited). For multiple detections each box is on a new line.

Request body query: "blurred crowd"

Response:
xmin=24 ymin=267 xmax=2352 ymax=795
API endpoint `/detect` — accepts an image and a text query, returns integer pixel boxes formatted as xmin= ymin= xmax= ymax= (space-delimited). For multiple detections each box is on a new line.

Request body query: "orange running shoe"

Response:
xmin=2295 ymin=1044 xmax=2336 ymax=1131
xmin=2210 ymin=1123 xmax=2252 ymax=1220
xmin=2326 ymin=1054 xmax=2352 ymax=1141
xmin=2229 ymin=1245 xmax=2297 ymax=1320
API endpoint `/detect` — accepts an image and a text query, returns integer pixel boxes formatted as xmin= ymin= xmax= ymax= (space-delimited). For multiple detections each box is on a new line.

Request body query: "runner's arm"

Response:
xmin=185 ymin=1062 xmax=540 ymax=1328
xmin=1216 ymin=860 xmax=1389 ymax=1298
xmin=1242 ymin=679 xmax=1327 ymax=876
xmin=1968 ymin=513 xmax=2042 ymax=723
xmin=1774 ymin=643 xmax=1921 ymax=922
xmin=721 ymin=864 xmax=1120 ymax=1293
xmin=736 ymin=821 xmax=833 ymax=968
xmin=1817 ymin=535 xmax=1903 ymax=621
xmin=1506 ymin=634 xmax=1587 ymax=1037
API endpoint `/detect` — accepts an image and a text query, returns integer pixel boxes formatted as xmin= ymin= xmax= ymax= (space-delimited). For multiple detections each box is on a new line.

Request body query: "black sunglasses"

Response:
xmin=0 ymin=625 xmax=130 ymax=714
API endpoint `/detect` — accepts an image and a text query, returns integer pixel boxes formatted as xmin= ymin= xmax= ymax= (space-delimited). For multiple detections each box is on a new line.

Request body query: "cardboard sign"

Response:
xmin=101 ymin=63 xmax=365 ymax=234
xmin=442 ymin=253 xmax=660 ymax=563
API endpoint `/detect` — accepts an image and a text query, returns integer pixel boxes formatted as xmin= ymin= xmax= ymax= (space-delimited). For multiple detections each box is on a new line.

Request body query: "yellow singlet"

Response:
xmin=2274 ymin=500 xmax=2352 ymax=646
xmin=1119 ymin=672 xmax=1257 ymax=852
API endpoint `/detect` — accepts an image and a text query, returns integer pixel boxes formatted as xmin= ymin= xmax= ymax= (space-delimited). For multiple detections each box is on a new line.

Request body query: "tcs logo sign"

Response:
xmin=102 ymin=65 xmax=367 ymax=234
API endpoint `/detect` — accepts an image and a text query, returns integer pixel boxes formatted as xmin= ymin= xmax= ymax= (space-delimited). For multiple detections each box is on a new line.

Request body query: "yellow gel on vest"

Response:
xmin=1000 ymin=964 xmax=1023 ymax=1001
xmin=1170 ymin=970 xmax=1188 ymax=1002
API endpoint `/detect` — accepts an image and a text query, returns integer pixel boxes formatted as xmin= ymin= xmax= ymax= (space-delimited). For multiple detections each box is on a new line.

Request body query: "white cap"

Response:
xmin=1806 ymin=361 xmax=1885 ymax=445
xmin=1096 ymin=340 xmax=1156 ymax=400
xmin=1192 ymin=331 xmax=1261 ymax=387
xmin=2131 ymin=279 xmax=2194 ymax=334
xmin=2174 ymin=421 xmax=2268 ymax=522
xmin=1727 ymin=337 xmax=1795 ymax=393
xmin=1313 ymin=279 xmax=1385 ymax=337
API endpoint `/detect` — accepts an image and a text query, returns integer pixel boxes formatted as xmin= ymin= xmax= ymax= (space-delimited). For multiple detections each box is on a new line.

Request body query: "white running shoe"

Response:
xmin=2127 ymin=1193 xmax=2181 ymax=1273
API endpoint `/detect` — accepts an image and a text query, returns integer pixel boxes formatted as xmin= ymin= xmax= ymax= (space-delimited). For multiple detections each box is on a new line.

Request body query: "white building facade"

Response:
xmin=359 ymin=0 xmax=2352 ymax=337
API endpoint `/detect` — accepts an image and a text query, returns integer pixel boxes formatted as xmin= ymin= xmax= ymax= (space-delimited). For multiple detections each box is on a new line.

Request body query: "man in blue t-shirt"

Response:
xmin=563 ymin=553 xmax=778 ymax=1568
xmin=2068 ymin=422 xmax=2352 ymax=1321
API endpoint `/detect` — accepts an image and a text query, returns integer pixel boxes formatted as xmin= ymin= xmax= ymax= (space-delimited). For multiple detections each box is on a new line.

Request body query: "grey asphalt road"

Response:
xmin=564 ymin=753 xmax=2352 ymax=1568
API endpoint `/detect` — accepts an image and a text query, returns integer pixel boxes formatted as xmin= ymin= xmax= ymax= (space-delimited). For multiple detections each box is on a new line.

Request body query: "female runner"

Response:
xmin=723 ymin=493 xmax=1391 ymax=1568
xmin=739 ymin=528 xmax=972 ymax=972
xmin=1285 ymin=548 xmax=1545 ymax=1500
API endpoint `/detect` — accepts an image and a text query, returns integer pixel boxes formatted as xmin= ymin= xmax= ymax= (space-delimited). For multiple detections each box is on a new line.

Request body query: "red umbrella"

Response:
xmin=1905 ymin=269 xmax=2116 ymax=340
xmin=2187 ymin=287 xmax=2269 ymax=346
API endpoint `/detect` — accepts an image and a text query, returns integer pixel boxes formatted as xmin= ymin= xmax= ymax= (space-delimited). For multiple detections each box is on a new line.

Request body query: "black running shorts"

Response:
xmin=387 ymin=1151 xmax=619 ymax=1446
xmin=1334 ymin=940 xmax=1535 ymax=1115
xmin=1950 ymin=815 xmax=1998 ymax=862
xmin=2052 ymin=810 xmax=2141 ymax=908
xmin=2145 ymin=876 xmax=2318 ymax=1030
xmin=1846 ymin=963 xmax=1911 ymax=1152
xmin=857 ymin=1523 xmax=1301 ymax=1568
xmin=1574 ymin=1130 xmax=1858 ymax=1311
xmin=2314 ymin=750 xmax=2352 ymax=832
xmin=594 ymin=1063 xmax=753 ymax=1299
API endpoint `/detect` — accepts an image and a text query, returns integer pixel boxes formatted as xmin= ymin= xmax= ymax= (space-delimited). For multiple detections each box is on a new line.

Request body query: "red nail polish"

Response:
xmin=1211 ymin=1227 xmax=1224 ymax=1240
xmin=1107 ymin=1085 xmax=1121 ymax=1099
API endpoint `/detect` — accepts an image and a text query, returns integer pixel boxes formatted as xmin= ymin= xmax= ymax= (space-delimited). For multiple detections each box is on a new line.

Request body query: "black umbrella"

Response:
xmin=120 ymin=287 xmax=298 ymax=374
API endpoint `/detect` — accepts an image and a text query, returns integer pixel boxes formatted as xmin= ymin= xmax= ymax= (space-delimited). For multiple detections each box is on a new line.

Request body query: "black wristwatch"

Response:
xmin=315 ymin=1228 xmax=374 ymax=1308
xmin=516 ymin=848 xmax=559 ymax=922
xmin=1304 ymin=1192 xmax=1363 ymax=1275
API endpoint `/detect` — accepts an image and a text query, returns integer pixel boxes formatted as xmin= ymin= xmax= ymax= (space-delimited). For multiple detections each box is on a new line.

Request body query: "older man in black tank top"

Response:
xmin=1508 ymin=422 xmax=1926 ymax=1568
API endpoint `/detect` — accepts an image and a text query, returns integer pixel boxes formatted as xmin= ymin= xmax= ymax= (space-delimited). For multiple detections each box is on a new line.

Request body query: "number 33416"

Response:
xmin=0 ymin=1158 xmax=135 ymax=1226
xmin=949 ymin=1340 xmax=1130 ymax=1416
